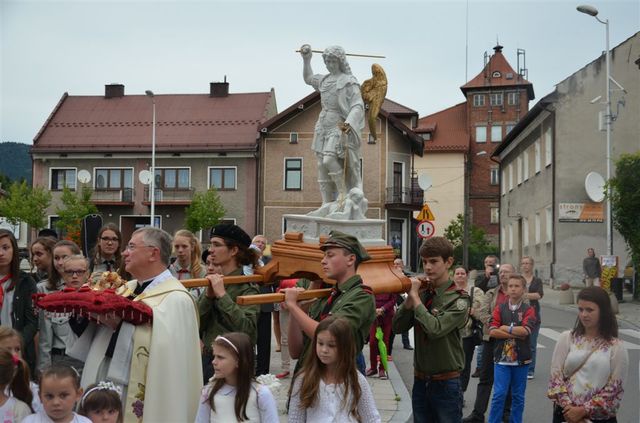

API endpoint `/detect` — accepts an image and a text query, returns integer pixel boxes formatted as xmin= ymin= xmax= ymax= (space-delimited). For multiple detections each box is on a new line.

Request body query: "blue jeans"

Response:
xmin=488 ymin=364 xmax=529 ymax=423
xmin=412 ymin=376 xmax=463 ymax=423
xmin=529 ymin=324 xmax=540 ymax=375
xmin=356 ymin=352 xmax=365 ymax=375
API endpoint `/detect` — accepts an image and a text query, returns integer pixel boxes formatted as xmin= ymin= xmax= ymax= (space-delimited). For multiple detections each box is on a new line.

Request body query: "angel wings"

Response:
xmin=360 ymin=63 xmax=388 ymax=143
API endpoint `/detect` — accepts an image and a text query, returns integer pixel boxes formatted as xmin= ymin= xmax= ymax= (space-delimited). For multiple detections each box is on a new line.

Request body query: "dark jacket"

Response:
xmin=489 ymin=301 xmax=537 ymax=365
xmin=6 ymin=271 xmax=38 ymax=374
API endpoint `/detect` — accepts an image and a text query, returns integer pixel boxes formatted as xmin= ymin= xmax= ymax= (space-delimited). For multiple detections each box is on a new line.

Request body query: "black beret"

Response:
xmin=209 ymin=224 xmax=252 ymax=248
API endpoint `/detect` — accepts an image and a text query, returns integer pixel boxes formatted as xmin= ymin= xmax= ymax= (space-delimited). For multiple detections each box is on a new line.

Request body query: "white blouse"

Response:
xmin=288 ymin=372 xmax=381 ymax=423
xmin=194 ymin=382 xmax=279 ymax=423
xmin=547 ymin=330 xmax=628 ymax=420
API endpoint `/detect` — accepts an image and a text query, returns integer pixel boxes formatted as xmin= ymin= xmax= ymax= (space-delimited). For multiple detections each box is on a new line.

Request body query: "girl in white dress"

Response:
xmin=23 ymin=365 xmax=91 ymax=423
xmin=195 ymin=332 xmax=278 ymax=422
xmin=0 ymin=347 xmax=32 ymax=422
xmin=547 ymin=286 xmax=629 ymax=423
xmin=288 ymin=316 xmax=381 ymax=423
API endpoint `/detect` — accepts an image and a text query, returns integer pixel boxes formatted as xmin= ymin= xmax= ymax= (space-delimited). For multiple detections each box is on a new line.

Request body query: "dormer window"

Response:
xmin=421 ymin=133 xmax=431 ymax=141
xmin=492 ymin=71 xmax=502 ymax=78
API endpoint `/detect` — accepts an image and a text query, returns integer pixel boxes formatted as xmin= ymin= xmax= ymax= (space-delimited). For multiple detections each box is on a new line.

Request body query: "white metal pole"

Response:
xmin=604 ymin=18 xmax=612 ymax=256
xmin=150 ymin=98 xmax=156 ymax=227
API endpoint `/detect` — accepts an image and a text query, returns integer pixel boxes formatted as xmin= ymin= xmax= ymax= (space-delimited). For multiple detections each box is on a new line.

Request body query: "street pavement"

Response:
xmin=268 ymin=287 xmax=639 ymax=422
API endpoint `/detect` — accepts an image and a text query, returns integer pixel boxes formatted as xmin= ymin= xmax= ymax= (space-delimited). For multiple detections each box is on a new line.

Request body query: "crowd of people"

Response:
xmin=0 ymin=225 xmax=631 ymax=422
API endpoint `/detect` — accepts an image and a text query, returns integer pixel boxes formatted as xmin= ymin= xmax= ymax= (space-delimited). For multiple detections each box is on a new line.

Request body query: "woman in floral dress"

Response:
xmin=547 ymin=286 xmax=628 ymax=423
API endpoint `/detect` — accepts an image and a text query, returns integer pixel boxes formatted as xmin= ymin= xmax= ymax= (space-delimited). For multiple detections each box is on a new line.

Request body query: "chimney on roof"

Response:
xmin=105 ymin=83 xmax=125 ymax=98
xmin=493 ymin=44 xmax=503 ymax=54
xmin=210 ymin=76 xmax=229 ymax=98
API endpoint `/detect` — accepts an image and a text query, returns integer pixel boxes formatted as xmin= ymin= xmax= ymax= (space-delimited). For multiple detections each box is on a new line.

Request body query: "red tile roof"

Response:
xmin=32 ymin=90 xmax=276 ymax=153
xmin=417 ymin=102 xmax=469 ymax=153
xmin=460 ymin=46 xmax=534 ymax=99
xmin=381 ymin=98 xmax=417 ymax=115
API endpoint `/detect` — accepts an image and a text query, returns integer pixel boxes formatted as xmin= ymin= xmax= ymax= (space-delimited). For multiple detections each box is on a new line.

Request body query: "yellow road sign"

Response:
xmin=417 ymin=204 xmax=435 ymax=221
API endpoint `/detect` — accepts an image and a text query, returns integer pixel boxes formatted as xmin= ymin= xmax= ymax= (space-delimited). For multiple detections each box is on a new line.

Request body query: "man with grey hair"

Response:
xmin=464 ymin=263 xmax=516 ymax=423
xmin=72 ymin=227 xmax=202 ymax=422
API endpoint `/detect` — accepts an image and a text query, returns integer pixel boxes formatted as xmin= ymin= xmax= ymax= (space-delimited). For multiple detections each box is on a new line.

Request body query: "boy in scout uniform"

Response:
xmin=393 ymin=236 xmax=469 ymax=423
xmin=284 ymin=231 xmax=376 ymax=374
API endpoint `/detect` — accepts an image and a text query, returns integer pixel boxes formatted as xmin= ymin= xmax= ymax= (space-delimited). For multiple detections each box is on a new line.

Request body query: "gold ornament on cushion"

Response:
xmin=89 ymin=271 xmax=131 ymax=296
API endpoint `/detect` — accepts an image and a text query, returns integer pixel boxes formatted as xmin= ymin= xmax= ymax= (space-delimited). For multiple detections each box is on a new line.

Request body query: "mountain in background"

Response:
xmin=0 ymin=142 xmax=32 ymax=185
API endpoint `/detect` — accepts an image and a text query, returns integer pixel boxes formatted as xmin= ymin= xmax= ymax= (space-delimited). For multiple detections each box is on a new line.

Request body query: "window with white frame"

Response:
xmin=534 ymin=140 xmax=541 ymax=174
xmin=475 ymin=126 xmax=487 ymax=143
xmin=95 ymin=168 xmax=133 ymax=190
xmin=473 ymin=94 xmax=485 ymax=107
xmin=508 ymin=223 xmax=513 ymax=250
xmin=516 ymin=156 xmax=523 ymax=185
xmin=522 ymin=217 xmax=529 ymax=247
xmin=284 ymin=158 xmax=302 ymax=190
xmin=490 ymin=207 xmax=499 ymax=224
xmin=501 ymin=169 xmax=506 ymax=195
xmin=544 ymin=127 xmax=552 ymax=166
xmin=490 ymin=93 xmax=503 ymax=106
xmin=155 ymin=168 xmax=190 ymax=189
xmin=491 ymin=125 xmax=502 ymax=142
xmin=289 ymin=132 xmax=298 ymax=144
xmin=508 ymin=163 xmax=514 ymax=191
xmin=490 ymin=167 xmax=499 ymax=186
xmin=50 ymin=168 xmax=76 ymax=190
xmin=209 ymin=167 xmax=236 ymax=190
xmin=507 ymin=92 xmax=519 ymax=105
xmin=501 ymin=225 xmax=506 ymax=252
xmin=523 ymin=150 xmax=529 ymax=181
xmin=535 ymin=212 xmax=541 ymax=244
xmin=506 ymin=124 xmax=515 ymax=134
xmin=546 ymin=206 xmax=552 ymax=242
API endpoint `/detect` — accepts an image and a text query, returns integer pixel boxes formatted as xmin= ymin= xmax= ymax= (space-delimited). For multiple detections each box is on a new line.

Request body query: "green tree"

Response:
xmin=443 ymin=213 xmax=498 ymax=270
xmin=185 ymin=189 xmax=226 ymax=234
xmin=55 ymin=186 xmax=99 ymax=244
xmin=608 ymin=152 xmax=640 ymax=299
xmin=0 ymin=181 xmax=51 ymax=230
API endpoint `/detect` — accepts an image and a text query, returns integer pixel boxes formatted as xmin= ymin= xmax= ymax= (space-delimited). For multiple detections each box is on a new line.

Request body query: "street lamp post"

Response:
xmin=577 ymin=4 xmax=613 ymax=255
xmin=145 ymin=90 xmax=156 ymax=228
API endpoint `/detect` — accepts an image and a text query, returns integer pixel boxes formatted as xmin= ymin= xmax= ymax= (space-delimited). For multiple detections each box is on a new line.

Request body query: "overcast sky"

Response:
xmin=1 ymin=0 xmax=638 ymax=144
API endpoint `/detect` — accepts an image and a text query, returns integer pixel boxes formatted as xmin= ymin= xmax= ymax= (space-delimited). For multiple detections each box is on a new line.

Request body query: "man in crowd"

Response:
xmin=464 ymin=263 xmax=516 ymax=423
xmin=583 ymin=247 xmax=601 ymax=287
xmin=393 ymin=237 xmax=469 ymax=422
xmin=72 ymin=227 xmax=202 ymax=422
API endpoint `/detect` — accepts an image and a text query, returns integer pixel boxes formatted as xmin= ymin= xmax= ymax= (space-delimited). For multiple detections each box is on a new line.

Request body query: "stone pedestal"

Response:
xmin=558 ymin=289 xmax=575 ymax=305
xmin=283 ymin=214 xmax=386 ymax=246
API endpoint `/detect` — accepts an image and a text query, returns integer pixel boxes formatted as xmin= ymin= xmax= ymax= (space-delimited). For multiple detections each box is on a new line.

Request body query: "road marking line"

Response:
xmin=620 ymin=329 xmax=640 ymax=340
xmin=540 ymin=328 xmax=640 ymax=350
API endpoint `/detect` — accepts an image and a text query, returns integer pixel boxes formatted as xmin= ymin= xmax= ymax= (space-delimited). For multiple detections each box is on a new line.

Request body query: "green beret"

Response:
xmin=320 ymin=230 xmax=371 ymax=262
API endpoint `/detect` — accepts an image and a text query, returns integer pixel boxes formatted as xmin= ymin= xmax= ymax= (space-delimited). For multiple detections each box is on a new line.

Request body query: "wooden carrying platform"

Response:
xmin=181 ymin=232 xmax=411 ymax=305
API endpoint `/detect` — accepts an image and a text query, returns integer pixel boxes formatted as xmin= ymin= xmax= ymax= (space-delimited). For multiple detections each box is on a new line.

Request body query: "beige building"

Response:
xmin=31 ymin=82 xmax=277 ymax=244
xmin=258 ymin=93 xmax=424 ymax=268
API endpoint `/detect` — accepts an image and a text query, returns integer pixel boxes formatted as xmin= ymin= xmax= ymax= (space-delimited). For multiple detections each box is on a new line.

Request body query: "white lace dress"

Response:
xmin=288 ymin=372 xmax=381 ymax=423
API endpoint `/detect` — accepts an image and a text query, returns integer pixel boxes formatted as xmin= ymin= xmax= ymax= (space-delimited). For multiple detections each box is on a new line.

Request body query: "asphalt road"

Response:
xmin=389 ymin=304 xmax=640 ymax=423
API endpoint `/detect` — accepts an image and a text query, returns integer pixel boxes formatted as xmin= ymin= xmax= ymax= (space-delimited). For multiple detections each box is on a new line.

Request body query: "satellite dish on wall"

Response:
xmin=77 ymin=169 xmax=91 ymax=184
xmin=138 ymin=170 xmax=152 ymax=185
xmin=585 ymin=171 xmax=605 ymax=202
xmin=418 ymin=173 xmax=433 ymax=191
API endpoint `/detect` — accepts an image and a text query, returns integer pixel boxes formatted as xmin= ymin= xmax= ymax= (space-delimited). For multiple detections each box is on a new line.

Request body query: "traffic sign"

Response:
xmin=416 ymin=220 xmax=435 ymax=239
xmin=416 ymin=204 xmax=435 ymax=221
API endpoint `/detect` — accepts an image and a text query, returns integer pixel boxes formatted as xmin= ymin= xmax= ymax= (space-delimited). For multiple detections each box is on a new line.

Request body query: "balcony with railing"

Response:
xmin=143 ymin=187 xmax=195 ymax=205
xmin=385 ymin=184 xmax=423 ymax=210
xmin=91 ymin=188 xmax=134 ymax=205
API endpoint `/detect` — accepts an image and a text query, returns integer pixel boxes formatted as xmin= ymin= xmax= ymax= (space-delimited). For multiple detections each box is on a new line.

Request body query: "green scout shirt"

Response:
xmin=198 ymin=267 xmax=260 ymax=347
xmin=392 ymin=280 xmax=469 ymax=376
xmin=295 ymin=274 xmax=375 ymax=370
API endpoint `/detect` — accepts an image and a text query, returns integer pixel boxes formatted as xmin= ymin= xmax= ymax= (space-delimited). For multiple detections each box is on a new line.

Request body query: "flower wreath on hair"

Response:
xmin=81 ymin=380 xmax=123 ymax=407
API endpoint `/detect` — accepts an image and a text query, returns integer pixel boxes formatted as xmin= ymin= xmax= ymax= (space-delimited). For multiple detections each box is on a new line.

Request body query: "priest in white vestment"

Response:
xmin=69 ymin=227 xmax=202 ymax=422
